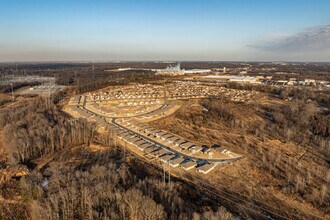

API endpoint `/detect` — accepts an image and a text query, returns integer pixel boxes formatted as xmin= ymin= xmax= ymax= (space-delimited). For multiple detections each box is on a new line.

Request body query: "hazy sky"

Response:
xmin=0 ymin=0 xmax=329 ymax=62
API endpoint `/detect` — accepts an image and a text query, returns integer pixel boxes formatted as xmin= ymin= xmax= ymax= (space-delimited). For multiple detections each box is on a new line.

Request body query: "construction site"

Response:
xmin=64 ymin=81 xmax=247 ymax=175
xmin=1 ymin=61 xmax=329 ymax=220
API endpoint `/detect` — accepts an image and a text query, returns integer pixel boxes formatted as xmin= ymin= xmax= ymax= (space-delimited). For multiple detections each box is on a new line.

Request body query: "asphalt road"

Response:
xmin=80 ymin=94 xmax=242 ymax=163
xmin=111 ymin=118 xmax=241 ymax=163
xmin=81 ymin=95 xmax=168 ymax=119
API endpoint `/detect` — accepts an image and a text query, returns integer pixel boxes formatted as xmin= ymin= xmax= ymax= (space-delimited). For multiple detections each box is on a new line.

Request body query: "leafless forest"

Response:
xmin=0 ymin=62 xmax=329 ymax=219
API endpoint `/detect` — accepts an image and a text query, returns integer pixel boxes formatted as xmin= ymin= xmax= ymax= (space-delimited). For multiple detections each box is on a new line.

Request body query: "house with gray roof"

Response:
xmin=196 ymin=163 xmax=215 ymax=174
xmin=167 ymin=136 xmax=180 ymax=144
xmin=180 ymin=142 xmax=197 ymax=150
xmin=160 ymin=133 xmax=174 ymax=141
xmin=180 ymin=160 xmax=197 ymax=171
xmin=169 ymin=157 xmax=185 ymax=167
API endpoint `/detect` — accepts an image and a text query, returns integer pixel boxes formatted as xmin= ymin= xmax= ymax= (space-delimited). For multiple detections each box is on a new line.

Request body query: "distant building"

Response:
xmin=201 ymin=75 xmax=259 ymax=84
xmin=156 ymin=62 xmax=211 ymax=75
xmin=156 ymin=62 xmax=185 ymax=76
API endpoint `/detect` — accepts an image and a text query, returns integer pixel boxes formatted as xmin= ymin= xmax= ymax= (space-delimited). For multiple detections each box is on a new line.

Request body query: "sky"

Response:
xmin=0 ymin=0 xmax=329 ymax=62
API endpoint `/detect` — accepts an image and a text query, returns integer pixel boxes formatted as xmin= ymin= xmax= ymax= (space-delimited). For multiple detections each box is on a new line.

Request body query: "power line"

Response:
xmin=146 ymin=157 xmax=289 ymax=219
xmin=100 ymin=118 xmax=314 ymax=219
xmin=184 ymin=172 xmax=323 ymax=220
xmin=178 ymin=172 xmax=291 ymax=220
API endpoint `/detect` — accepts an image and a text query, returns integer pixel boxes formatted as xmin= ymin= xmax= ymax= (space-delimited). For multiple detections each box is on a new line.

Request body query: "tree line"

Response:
xmin=0 ymin=97 xmax=236 ymax=220
xmin=0 ymin=98 xmax=95 ymax=164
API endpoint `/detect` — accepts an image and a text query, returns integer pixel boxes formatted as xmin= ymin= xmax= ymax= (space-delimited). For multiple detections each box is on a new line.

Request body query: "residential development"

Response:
xmin=64 ymin=81 xmax=245 ymax=174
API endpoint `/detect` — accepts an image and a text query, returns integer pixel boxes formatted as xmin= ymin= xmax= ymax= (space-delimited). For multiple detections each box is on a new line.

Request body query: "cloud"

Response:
xmin=250 ymin=24 xmax=330 ymax=52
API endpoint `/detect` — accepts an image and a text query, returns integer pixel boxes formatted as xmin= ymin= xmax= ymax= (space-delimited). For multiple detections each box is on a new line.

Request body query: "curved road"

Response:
xmin=79 ymin=95 xmax=242 ymax=163
xmin=83 ymin=95 xmax=168 ymax=119
xmin=111 ymin=118 xmax=242 ymax=163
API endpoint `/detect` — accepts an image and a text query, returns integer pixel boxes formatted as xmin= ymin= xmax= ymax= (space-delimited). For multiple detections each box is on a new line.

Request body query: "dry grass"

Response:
xmin=149 ymin=97 xmax=330 ymax=219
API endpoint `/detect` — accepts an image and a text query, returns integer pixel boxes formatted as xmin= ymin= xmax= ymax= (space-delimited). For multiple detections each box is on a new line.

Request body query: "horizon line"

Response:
xmin=1 ymin=60 xmax=329 ymax=64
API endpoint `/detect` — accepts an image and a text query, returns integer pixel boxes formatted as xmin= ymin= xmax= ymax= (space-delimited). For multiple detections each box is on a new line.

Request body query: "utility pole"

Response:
xmin=10 ymin=83 xmax=14 ymax=101
xmin=168 ymin=161 xmax=171 ymax=190
xmin=124 ymin=140 xmax=126 ymax=158
xmin=48 ymin=79 xmax=51 ymax=109
xmin=163 ymin=162 xmax=166 ymax=186
xmin=74 ymin=71 xmax=77 ymax=85
xmin=92 ymin=60 xmax=95 ymax=79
